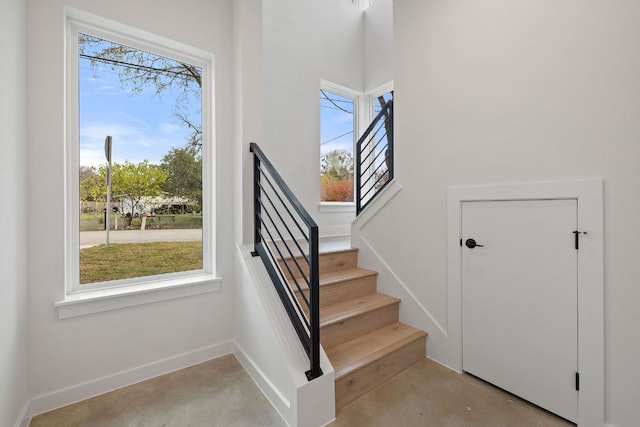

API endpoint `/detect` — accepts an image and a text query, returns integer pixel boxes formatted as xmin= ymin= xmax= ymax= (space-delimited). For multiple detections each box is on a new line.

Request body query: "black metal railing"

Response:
xmin=355 ymin=99 xmax=394 ymax=214
xmin=249 ymin=143 xmax=322 ymax=381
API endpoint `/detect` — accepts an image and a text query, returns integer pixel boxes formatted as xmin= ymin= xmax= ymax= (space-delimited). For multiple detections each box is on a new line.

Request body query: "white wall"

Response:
xmin=364 ymin=0 xmax=392 ymax=92
xmin=233 ymin=245 xmax=335 ymax=427
xmin=0 ymin=0 xmax=30 ymax=425
xmin=233 ymin=245 xmax=299 ymax=425
xmin=27 ymin=0 xmax=236 ymax=414
xmin=233 ymin=0 xmax=265 ymax=245
xmin=260 ymin=0 xmax=364 ymax=237
xmin=355 ymin=1 xmax=640 ymax=426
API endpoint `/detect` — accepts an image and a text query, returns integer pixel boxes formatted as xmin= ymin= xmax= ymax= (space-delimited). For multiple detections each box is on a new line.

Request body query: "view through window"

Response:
xmin=78 ymin=32 xmax=204 ymax=285
xmin=373 ymin=90 xmax=393 ymax=116
xmin=320 ymin=89 xmax=355 ymax=203
xmin=369 ymin=89 xmax=394 ymax=192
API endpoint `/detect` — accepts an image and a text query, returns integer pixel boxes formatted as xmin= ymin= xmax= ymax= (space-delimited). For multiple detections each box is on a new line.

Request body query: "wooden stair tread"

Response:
xmin=320 ymin=293 xmax=399 ymax=327
xmin=320 ymin=267 xmax=377 ymax=285
xmin=291 ymin=267 xmax=378 ymax=291
xmin=319 ymin=247 xmax=358 ymax=256
xmin=326 ymin=322 xmax=427 ymax=380
xmin=280 ymin=247 xmax=358 ymax=261
xmin=279 ymin=247 xmax=359 ymax=281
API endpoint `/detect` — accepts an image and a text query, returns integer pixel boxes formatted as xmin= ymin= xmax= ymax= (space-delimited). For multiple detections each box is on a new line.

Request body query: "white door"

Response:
xmin=462 ymin=199 xmax=578 ymax=423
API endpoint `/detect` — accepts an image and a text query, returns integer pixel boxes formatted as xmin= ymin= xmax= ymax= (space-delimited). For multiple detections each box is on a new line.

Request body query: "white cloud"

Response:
xmin=80 ymin=119 xmax=186 ymax=166
xmin=79 ymin=147 xmax=108 ymax=168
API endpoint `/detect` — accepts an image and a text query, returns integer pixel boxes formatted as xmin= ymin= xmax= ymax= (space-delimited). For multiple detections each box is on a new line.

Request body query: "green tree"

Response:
xmin=320 ymin=150 xmax=354 ymax=202
xmin=100 ymin=160 xmax=168 ymax=216
xmin=161 ymin=146 xmax=202 ymax=209
xmin=321 ymin=149 xmax=353 ymax=180
xmin=80 ymin=166 xmax=105 ymax=213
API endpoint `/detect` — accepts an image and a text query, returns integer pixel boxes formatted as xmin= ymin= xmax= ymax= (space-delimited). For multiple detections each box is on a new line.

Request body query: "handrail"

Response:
xmin=249 ymin=142 xmax=322 ymax=381
xmin=355 ymin=99 xmax=394 ymax=214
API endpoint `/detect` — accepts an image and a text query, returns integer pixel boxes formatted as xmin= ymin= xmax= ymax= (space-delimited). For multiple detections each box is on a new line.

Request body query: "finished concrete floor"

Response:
xmin=330 ymin=358 xmax=574 ymax=427
xmin=30 ymin=355 xmax=574 ymax=427
xmin=29 ymin=354 xmax=286 ymax=427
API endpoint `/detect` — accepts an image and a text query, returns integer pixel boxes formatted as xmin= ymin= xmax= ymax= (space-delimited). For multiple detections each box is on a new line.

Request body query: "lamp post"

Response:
xmin=105 ymin=135 xmax=112 ymax=247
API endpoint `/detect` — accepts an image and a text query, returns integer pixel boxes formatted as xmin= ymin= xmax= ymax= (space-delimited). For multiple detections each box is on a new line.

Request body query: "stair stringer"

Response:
xmin=351 ymin=183 xmax=457 ymax=371
xmin=233 ymin=244 xmax=335 ymax=427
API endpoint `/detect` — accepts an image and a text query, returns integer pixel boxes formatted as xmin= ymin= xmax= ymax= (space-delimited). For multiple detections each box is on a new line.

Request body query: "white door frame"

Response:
xmin=447 ymin=179 xmax=603 ymax=426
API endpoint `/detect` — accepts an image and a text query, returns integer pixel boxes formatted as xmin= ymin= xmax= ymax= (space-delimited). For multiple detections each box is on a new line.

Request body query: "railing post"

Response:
xmin=250 ymin=142 xmax=323 ymax=381
xmin=355 ymin=99 xmax=393 ymax=215
xmin=387 ymin=101 xmax=394 ymax=181
xmin=251 ymin=144 xmax=261 ymax=257
xmin=306 ymin=224 xmax=322 ymax=380
xmin=355 ymin=138 xmax=363 ymax=215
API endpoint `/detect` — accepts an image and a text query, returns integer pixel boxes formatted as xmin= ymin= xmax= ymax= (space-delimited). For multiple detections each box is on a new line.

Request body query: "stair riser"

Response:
xmin=335 ymin=336 xmax=426 ymax=408
xmin=321 ymin=303 xmax=399 ymax=349
xmin=295 ymin=274 xmax=377 ymax=308
xmin=278 ymin=250 xmax=358 ymax=281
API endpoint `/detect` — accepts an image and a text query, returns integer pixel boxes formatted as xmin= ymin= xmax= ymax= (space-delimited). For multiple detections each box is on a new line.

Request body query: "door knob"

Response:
xmin=465 ymin=238 xmax=484 ymax=248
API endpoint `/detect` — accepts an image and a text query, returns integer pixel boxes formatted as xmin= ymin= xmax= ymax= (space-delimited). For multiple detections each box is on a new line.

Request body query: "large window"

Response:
xmin=320 ymin=85 xmax=357 ymax=203
xmin=66 ymin=17 xmax=213 ymax=294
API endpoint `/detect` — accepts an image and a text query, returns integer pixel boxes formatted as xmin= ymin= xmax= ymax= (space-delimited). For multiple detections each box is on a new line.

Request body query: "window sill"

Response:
xmin=319 ymin=202 xmax=356 ymax=213
xmin=55 ymin=274 xmax=222 ymax=319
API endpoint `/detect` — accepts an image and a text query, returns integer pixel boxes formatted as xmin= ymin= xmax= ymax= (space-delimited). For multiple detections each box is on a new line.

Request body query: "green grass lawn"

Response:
xmin=80 ymin=213 xmax=202 ymax=232
xmin=80 ymin=241 xmax=203 ymax=284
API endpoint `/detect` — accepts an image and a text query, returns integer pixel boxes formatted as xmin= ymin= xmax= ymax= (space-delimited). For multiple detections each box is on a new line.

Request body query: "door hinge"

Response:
xmin=573 ymin=230 xmax=587 ymax=250
xmin=575 ymin=372 xmax=580 ymax=391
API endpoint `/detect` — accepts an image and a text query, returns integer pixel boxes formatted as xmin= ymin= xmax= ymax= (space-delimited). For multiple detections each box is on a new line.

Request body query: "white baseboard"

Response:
xmin=15 ymin=399 xmax=32 ymax=427
xmin=233 ymin=341 xmax=291 ymax=424
xmin=29 ymin=340 xmax=234 ymax=417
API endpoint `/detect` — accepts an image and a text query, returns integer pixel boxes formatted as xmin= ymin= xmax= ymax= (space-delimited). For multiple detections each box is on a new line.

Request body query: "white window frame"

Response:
xmin=319 ymin=80 xmax=364 ymax=212
xmin=350 ymin=81 xmax=394 ymax=211
xmin=59 ymin=9 xmax=219 ymax=318
xmin=366 ymin=81 xmax=393 ymax=123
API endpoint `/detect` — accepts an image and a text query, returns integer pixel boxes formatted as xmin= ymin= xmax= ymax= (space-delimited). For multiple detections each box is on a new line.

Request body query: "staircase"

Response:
xmin=282 ymin=247 xmax=427 ymax=408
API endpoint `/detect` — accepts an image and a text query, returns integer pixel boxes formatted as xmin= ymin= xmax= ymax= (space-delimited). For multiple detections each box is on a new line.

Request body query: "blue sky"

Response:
xmin=320 ymin=90 xmax=393 ymax=159
xmin=79 ymin=42 xmax=200 ymax=168
xmin=78 ymin=36 xmax=380 ymax=170
xmin=320 ymin=90 xmax=355 ymax=157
